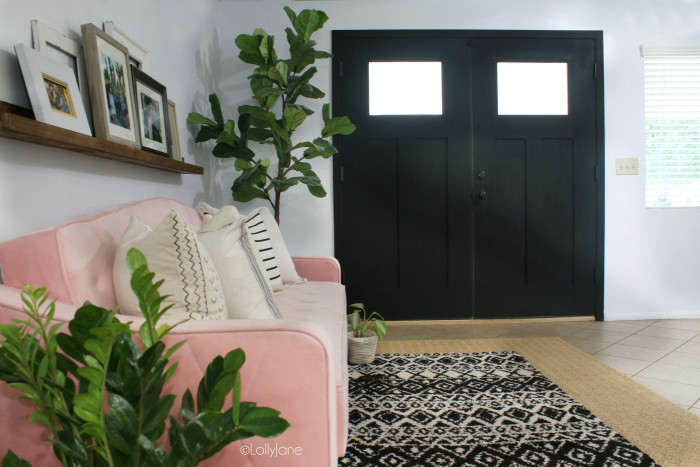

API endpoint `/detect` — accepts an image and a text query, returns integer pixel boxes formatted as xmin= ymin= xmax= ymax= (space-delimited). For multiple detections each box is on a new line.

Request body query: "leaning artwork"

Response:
xmin=100 ymin=52 xmax=131 ymax=129
xmin=140 ymin=92 xmax=162 ymax=143
xmin=42 ymin=74 xmax=75 ymax=118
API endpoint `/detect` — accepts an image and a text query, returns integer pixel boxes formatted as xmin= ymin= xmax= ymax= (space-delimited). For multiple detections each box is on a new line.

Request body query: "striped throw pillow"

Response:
xmin=244 ymin=210 xmax=284 ymax=292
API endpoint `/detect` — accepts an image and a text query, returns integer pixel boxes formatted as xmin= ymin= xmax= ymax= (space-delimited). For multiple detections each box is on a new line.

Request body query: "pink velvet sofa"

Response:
xmin=0 ymin=198 xmax=348 ymax=467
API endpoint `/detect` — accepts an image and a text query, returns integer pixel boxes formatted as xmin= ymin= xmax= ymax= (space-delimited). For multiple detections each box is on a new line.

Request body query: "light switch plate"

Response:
xmin=616 ymin=158 xmax=639 ymax=175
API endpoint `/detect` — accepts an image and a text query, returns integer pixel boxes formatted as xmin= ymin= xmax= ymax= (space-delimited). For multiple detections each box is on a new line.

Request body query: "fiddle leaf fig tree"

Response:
xmin=188 ymin=6 xmax=356 ymax=224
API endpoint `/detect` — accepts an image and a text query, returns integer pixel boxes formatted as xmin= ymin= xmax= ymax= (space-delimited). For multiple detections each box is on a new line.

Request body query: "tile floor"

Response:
xmin=385 ymin=318 xmax=700 ymax=417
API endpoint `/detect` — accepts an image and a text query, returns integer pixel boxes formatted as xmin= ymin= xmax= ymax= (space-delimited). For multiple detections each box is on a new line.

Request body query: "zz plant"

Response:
xmin=0 ymin=248 xmax=289 ymax=467
xmin=188 ymin=6 xmax=356 ymax=224
xmin=347 ymin=303 xmax=387 ymax=340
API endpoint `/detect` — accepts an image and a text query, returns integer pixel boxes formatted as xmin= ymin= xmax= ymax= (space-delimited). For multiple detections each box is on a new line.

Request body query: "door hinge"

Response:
xmin=594 ymin=267 xmax=598 ymax=283
xmin=594 ymin=63 xmax=597 ymax=78
xmin=595 ymin=166 xmax=598 ymax=181
xmin=340 ymin=62 xmax=343 ymax=77
xmin=340 ymin=166 xmax=344 ymax=182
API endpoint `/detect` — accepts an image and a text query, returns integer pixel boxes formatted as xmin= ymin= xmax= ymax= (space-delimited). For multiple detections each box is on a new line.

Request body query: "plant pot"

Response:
xmin=348 ymin=330 xmax=378 ymax=364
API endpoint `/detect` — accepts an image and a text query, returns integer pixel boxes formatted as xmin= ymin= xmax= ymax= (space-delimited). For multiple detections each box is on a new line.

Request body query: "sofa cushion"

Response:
xmin=274 ymin=281 xmax=348 ymax=388
xmin=0 ymin=198 xmax=202 ymax=309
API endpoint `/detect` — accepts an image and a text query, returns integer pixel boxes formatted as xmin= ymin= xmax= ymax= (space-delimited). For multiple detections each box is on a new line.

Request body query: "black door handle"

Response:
xmin=478 ymin=190 xmax=487 ymax=199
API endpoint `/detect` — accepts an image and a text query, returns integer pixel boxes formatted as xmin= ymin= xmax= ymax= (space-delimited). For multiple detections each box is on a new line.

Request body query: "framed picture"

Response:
xmin=81 ymin=23 xmax=139 ymax=148
xmin=103 ymin=22 xmax=150 ymax=73
xmin=131 ymin=66 xmax=171 ymax=157
xmin=14 ymin=43 xmax=92 ymax=136
xmin=167 ymin=100 xmax=182 ymax=161
xmin=31 ymin=20 xmax=93 ymax=132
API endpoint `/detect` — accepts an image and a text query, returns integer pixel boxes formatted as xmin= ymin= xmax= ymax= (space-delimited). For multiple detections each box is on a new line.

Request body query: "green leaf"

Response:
xmin=239 ymin=51 xmax=267 ymax=67
xmin=275 ymin=61 xmax=289 ymax=86
xmin=314 ymin=50 xmax=333 ymax=59
xmin=164 ymin=340 xmax=187 ymax=360
xmin=50 ymin=431 xmax=88 ymax=461
xmin=286 ymin=28 xmax=316 ymax=73
xmin=268 ymin=119 xmax=292 ymax=147
xmin=300 ymin=85 xmax=325 ymax=99
xmin=212 ymin=142 xmax=255 ymax=160
xmin=196 ymin=125 xmax=221 ymax=143
xmin=373 ymin=319 xmax=388 ymax=340
xmin=283 ymin=6 xmax=297 ymax=27
xmin=254 ymin=87 xmax=285 ymax=99
xmin=126 ymin=248 xmax=148 ymax=273
xmin=348 ymin=310 xmax=361 ymax=336
xmin=187 ymin=112 xmax=218 ymax=127
xmin=238 ymin=105 xmax=273 ymax=124
xmin=209 ymin=94 xmax=224 ymax=129
xmin=307 ymin=184 xmax=327 ymax=198
xmin=143 ymin=395 xmax=176 ymax=434
xmin=304 ymin=137 xmax=337 ymax=159
xmin=239 ymin=412 xmax=290 ymax=438
xmin=232 ymin=185 xmax=269 ymax=203
xmin=182 ymin=388 xmax=195 ymax=413
xmin=108 ymin=393 xmax=138 ymax=434
xmin=1 ymin=450 xmax=31 ymax=467
xmin=248 ymin=128 xmax=273 ymax=142
xmin=294 ymin=9 xmax=320 ymax=42
xmin=287 ymin=104 xmax=314 ymax=116
xmin=224 ymin=348 xmax=246 ymax=372
xmin=235 ymin=34 xmax=262 ymax=54
xmin=322 ymin=116 xmax=356 ymax=137
xmin=203 ymin=372 xmax=238 ymax=412
xmin=322 ymin=103 xmax=330 ymax=125
xmin=283 ymin=107 xmax=306 ymax=132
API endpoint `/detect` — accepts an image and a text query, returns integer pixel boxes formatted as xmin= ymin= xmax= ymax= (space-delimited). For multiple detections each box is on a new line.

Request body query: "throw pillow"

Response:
xmin=198 ymin=206 xmax=282 ymax=320
xmin=243 ymin=210 xmax=284 ymax=292
xmin=199 ymin=201 xmax=238 ymax=225
xmin=251 ymin=207 xmax=305 ymax=285
xmin=113 ymin=211 xmax=228 ymax=321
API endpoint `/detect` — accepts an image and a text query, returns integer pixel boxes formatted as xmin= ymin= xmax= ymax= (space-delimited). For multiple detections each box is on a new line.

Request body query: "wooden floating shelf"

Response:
xmin=0 ymin=101 xmax=204 ymax=175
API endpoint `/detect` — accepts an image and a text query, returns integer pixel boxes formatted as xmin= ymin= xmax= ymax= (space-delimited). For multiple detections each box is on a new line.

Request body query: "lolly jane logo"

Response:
xmin=240 ymin=443 xmax=303 ymax=457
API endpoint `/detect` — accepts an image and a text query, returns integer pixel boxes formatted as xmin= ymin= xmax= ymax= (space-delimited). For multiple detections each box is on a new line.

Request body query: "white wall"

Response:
xmin=1 ymin=0 xmax=700 ymax=320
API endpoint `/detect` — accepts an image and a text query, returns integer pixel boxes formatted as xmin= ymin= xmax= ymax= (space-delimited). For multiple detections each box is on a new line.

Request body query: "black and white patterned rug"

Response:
xmin=340 ymin=351 xmax=659 ymax=467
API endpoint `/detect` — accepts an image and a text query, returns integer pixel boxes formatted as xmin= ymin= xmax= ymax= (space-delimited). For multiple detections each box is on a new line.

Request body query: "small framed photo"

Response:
xmin=14 ymin=43 xmax=91 ymax=136
xmin=131 ymin=66 xmax=171 ymax=157
xmin=81 ymin=23 xmax=139 ymax=148
xmin=167 ymin=100 xmax=182 ymax=161
xmin=31 ymin=20 xmax=93 ymax=132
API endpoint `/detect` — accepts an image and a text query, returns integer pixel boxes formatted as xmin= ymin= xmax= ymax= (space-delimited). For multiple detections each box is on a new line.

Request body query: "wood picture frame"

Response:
xmin=81 ymin=23 xmax=140 ymax=148
xmin=131 ymin=65 xmax=171 ymax=158
xmin=31 ymin=20 xmax=93 ymax=131
xmin=103 ymin=22 xmax=151 ymax=73
xmin=14 ymin=43 xmax=92 ymax=136
xmin=167 ymin=100 xmax=182 ymax=161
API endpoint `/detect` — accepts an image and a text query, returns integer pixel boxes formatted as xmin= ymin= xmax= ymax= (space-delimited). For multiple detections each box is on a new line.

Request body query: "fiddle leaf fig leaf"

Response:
xmin=274 ymin=61 xmax=289 ymax=86
xmin=235 ymin=34 xmax=262 ymax=55
xmin=208 ymin=94 xmax=224 ymax=129
xmin=322 ymin=103 xmax=330 ymax=125
xmin=294 ymin=9 xmax=319 ymax=42
xmin=187 ymin=112 xmax=217 ymax=128
xmin=300 ymin=85 xmax=325 ymax=99
xmin=322 ymin=116 xmax=356 ymax=137
xmin=286 ymin=28 xmax=315 ymax=72
xmin=248 ymin=128 xmax=273 ymax=142
xmin=283 ymin=107 xmax=306 ymax=132
xmin=283 ymin=6 xmax=297 ymax=27
xmin=287 ymin=104 xmax=314 ymax=116
xmin=232 ymin=185 xmax=269 ymax=203
xmin=314 ymin=50 xmax=333 ymax=59
xmin=196 ymin=125 xmax=221 ymax=143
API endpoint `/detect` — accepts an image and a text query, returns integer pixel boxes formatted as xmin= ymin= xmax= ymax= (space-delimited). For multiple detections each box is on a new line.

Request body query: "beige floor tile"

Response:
xmin=560 ymin=337 xmax=612 ymax=354
xmin=566 ymin=328 xmax=630 ymax=343
xmin=689 ymin=407 xmax=700 ymax=418
xmin=637 ymin=363 xmax=700 ymax=386
xmin=652 ymin=319 xmax=700 ymax=332
xmin=616 ymin=319 xmax=659 ymax=326
xmin=676 ymin=342 xmax=700 ymax=355
xmin=656 ymin=351 xmax=700 ymax=369
xmin=587 ymin=322 xmax=647 ymax=334
xmin=635 ymin=326 xmax=699 ymax=341
xmin=591 ymin=354 xmax=652 ymax=375
xmin=616 ymin=334 xmax=686 ymax=351
xmin=631 ymin=376 xmax=700 ymax=406
xmin=692 ymin=334 xmax=700 ymax=344
xmin=594 ymin=343 xmax=671 ymax=362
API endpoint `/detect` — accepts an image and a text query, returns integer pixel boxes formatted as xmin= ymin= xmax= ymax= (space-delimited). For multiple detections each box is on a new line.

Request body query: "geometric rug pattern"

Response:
xmin=339 ymin=351 xmax=659 ymax=467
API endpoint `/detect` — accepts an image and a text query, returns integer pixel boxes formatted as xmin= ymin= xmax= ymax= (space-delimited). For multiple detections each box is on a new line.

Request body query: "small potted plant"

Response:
xmin=347 ymin=303 xmax=387 ymax=364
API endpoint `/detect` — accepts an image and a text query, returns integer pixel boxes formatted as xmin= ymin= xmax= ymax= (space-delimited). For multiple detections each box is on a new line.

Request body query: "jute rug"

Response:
xmin=339 ymin=338 xmax=700 ymax=467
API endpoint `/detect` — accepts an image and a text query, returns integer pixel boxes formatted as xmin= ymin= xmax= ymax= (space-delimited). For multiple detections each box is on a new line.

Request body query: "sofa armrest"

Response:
xmin=292 ymin=256 xmax=341 ymax=283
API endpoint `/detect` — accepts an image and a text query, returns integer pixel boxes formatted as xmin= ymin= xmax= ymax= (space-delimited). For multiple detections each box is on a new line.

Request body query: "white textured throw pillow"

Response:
xmin=198 ymin=206 xmax=282 ymax=320
xmin=114 ymin=211 xmax=228 ymax=321
xmin=244 ymin=210 xmax=284 ymax=292
xmin=253 ymin=207 xmax=305 ymax=285
xmin=200 ymin=201 xmax=234 ymax=225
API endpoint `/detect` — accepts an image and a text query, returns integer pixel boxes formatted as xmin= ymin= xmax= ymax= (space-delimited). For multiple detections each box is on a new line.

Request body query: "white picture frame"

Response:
xmin=31 ymin=20 xmax=92 ymax=131
xmin=103 ymin=22 xmax=150 ymax=73
xmin=14 ymin=43 xmax=92 ymax=136
xmin=167 ymin=100 xmax=182 ymax=161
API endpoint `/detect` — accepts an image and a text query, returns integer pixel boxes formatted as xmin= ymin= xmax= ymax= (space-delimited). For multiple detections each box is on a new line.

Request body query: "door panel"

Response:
xmin=341 ymin=38 xmax=472 ymax=321
xmin=334 ymin=32 xmax=602 ymax=321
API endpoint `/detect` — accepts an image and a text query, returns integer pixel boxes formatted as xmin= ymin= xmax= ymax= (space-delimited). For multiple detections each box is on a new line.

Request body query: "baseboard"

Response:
xmin=605 ymin=310 xmax=700 ymax=321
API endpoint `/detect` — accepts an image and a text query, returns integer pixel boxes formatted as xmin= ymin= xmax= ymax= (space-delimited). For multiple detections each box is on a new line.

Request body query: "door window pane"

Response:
xmin=497 ymin=62 xmax=568 ymax=115
xmin=369 ymin=62 xmax=442 ymax=115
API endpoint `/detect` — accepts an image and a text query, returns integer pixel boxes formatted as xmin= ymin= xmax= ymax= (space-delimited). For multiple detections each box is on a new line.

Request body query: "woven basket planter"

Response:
xmin=348 ymin=330 xmax=378 ymax=365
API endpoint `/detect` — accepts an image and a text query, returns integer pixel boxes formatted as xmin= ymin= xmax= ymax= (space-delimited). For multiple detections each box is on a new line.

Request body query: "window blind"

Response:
xmin=642 ymin=48 xmax=700 ymax=207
